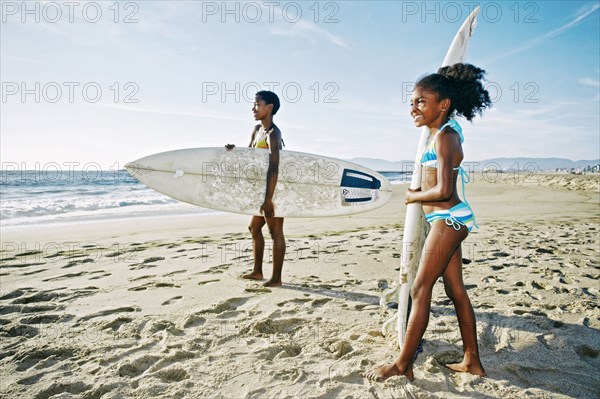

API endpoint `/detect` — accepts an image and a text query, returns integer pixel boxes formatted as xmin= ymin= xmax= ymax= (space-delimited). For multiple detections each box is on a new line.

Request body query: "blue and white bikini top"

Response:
xmin=420 ymin=118 xmax=464 ymax=168
xmin=420 ymin=119 xmax=476 ymax=228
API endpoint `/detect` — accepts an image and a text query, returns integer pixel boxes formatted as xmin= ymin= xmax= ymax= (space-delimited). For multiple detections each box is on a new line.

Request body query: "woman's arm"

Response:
xmin=249 ymin=125 xmax=259 ymax=147
xmin=260 ymin=129 xmax=281 ymax=217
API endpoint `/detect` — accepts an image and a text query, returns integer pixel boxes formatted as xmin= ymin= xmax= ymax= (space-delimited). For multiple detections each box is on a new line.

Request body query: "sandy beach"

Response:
xmin=1 ymin=173 xmax=599 ymax=399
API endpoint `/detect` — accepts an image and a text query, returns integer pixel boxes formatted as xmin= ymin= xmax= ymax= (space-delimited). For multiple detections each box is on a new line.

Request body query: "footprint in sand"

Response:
xmin=198 ymin=279 xmax=220 ymax=286
xmin=142 ymin=319 xmax=183 ymax=335
xmin=77 ymin=306 xmax=139 ymax=323
xmin=151 ymin=367 xmax=190 ymax=383
xmin=0 ymin=261 xmax=46 ymax=270
xmin=312 ymin=298 xmax=332 ymax=307
xmin=247 ymin=318 xmax=305 ymax=335
xmin=161 ymin=296 xmax=183 ymax=306
xmin=19 ymin=314 xmax=73 ymax=325
xmin=200 ymin=297 xmax=250 ymax=315
xmin=0 ymin=288 xmax=34 ymax=301
xmin=129 ymin=274 xmax=156 ymax=282
xmin=21 ymin=268 xmax=49 ymax=276
xmin=62 ymin=258 xmax=95 ymax=269
xmin=245 ymin=286 xmax=271 ymax=294
xmin=128 ymin=256 xmax=165 ymax=270
xmin=128 ymin=282 xmax=180 ymax=292
xmin=42 ymin=271 xmax=87 ymax=282
xmin=162 ymin=269 xmax=187 ymax=277
xmin=575 ymin=344 xmax=600 ymax=364
xmin=196 ymin=263 xmax=231 ymax=274
xmin=9 ymin=290 xmax=60 ymax=304
xmin=118 ymin=355 xmax=161 ymax=377
xmin=277 ymin=298 xmax=311 ymax=307
xmin=101 ymin=316 xmax=133 ymax=332
xmin=329 ymin=340 xmax=354 ymax=358
xmin=182 ymin=314 xmax=206 ymax=329
xmin=257 ymin=344 xmax=302 ymax=361
xmin=2 ymin=323 xmax=39 ymax=338
xmin=16 ymin=372 xmax=45 ymax=386
xmin=33 ymin=382 xmax=93 ymax=398
xmin=88 ymin=271 xmax=111 ymax=280
xmin=13 ymin=347 xmax=78 ymax=372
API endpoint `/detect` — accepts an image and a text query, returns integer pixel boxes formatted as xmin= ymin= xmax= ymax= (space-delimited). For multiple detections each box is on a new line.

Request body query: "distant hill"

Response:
xmin=345 ymin=158 xmax=412 ymax=172
xmin=348 ymin=157 xmax=600 ymax=172
xmin=471 ymin=158 xmax=600 ymax=171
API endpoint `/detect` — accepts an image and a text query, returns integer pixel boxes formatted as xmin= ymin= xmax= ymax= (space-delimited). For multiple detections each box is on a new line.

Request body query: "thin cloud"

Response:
xmin=0 ymin=53 xmax=51 ymax=66
xmin=488 ymin=3 xmax=599 ymax=63
xmin=96 ymin=102 xmax=246 ymax=122
xmin=269 ymin=20 xmax=349 ymax=49
xmin=578 ymin=77 xmax=600 ymax=87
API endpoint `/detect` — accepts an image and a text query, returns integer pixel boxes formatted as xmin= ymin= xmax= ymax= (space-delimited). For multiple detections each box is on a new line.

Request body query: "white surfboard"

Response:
xmin=381 ymin=7 xmax=481 ymax=346
xmin=125 ymin=147 xmax=392 ymax=218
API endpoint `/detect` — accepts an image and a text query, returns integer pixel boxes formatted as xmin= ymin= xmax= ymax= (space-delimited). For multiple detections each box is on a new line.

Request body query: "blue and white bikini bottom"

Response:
xmin=425 ymin=202 xmax=478 ymax=232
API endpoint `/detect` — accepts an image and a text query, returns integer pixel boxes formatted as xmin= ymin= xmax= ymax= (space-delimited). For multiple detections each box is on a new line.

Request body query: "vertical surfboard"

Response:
xmin=381 ymin=7 xmax=481 ymax=347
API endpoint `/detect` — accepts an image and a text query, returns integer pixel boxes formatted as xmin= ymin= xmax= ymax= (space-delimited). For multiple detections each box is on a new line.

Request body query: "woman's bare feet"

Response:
xmin=364 ymin=362 xmax=414 ymax=382
xmin=264 ymin=279 xmax=282 ymax=287
xmin=445 ymin=360 xmax=486 ymax=377
xmin=241 ymin=272 xmax=263 ymax=280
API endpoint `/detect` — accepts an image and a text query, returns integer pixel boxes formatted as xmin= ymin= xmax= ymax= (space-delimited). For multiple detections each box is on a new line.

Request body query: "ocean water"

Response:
xmin=1 ymin=170 xmax=408 ymax=228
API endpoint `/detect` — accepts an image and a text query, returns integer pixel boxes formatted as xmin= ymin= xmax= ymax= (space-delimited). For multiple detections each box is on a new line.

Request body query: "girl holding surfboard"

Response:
xmin=367 ymin=63 xmax=491 ymax=382
xmin=227 ymin=90 xmax=286 ymax=287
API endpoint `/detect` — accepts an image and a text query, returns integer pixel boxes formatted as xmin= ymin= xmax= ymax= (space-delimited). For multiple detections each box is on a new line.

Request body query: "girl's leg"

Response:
xmin=366 ymin=220 xmax=467 ymax=382
xmin=242 ymin=216 xmax=266 ymax=280
xmin=263 ymin=217 xmax=285 ymax=287
xmin=442 ymin=245 xmax=486 ymax=376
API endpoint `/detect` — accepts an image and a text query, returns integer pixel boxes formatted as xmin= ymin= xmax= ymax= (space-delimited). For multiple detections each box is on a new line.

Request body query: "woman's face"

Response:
xmin=252 ymin=95 xmax=272 ymax=121
xmin=410 ymin=86 xmax=448 ymax=129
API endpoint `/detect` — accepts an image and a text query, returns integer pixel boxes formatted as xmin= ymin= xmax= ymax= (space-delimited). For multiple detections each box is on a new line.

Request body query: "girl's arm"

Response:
xmin=405 ymin=132 xmax=459 ymax=204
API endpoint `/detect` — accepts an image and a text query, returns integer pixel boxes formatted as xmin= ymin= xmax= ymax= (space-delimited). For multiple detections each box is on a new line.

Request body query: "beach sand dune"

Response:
xmin=1 ymin=174 xmax=599 ymax=398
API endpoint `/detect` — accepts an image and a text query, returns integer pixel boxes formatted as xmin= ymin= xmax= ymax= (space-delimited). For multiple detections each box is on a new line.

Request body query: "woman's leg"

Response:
xmin=263 ymin=217 xmax=285 ymax=287
xmin=242 ymin=215 xmax=266 ymax=280
xmin=442 ymin=245 xmax=486 ymax=376
xmin=366 ymin=220 xmax=468 ymax=382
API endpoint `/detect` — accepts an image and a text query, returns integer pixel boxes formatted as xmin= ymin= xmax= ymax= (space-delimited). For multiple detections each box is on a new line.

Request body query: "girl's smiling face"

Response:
xmin=410 ymin=86 xmax=450 ymax=129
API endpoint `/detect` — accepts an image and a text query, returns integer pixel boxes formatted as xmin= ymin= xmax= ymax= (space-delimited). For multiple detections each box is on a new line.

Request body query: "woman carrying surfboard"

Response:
xmin=227 ymin=90 xmax=286 ymax=287
xmin=367 ymin=63 xmax=491 ymax=382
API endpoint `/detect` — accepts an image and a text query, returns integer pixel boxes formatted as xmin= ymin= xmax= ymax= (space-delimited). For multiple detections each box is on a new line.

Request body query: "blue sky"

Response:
xmin=1 ymin=1 xmax=599 ymax=169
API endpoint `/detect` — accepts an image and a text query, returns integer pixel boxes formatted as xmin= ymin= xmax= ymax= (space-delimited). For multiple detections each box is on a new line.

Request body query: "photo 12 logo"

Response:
xmin=1 ymin=162 xmax=136 ymax=184
xmin=401 ymin=81 xmax=539 ymax=104
xmin=399 ymin=2 xmax=539 ymax=24
xmin=1 ymin=82 xmax=140 ymax=104
xmin=202 ymin=81 xmax=339 ymax=104
xmin=200 ymin=1 xmax=340 ymax=24
xmin=1 ymin=1 xmax=140 ymax=24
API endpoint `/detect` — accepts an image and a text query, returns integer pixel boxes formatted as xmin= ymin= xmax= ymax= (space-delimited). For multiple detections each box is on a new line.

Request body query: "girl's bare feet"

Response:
xmin=445 ymin=360 xmax=486 ymax=377
xmin=241 ymin=272 xmax=263 ymax=280
xmin=364 ymin=362 xmax=414 ymax=382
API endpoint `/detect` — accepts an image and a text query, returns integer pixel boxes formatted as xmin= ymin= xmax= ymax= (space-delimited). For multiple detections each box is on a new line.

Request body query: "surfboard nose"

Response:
xmin=124 ymin=161 xmax=152 ymax=179
xmin=124 ymin=162 xmax=138 ymax=174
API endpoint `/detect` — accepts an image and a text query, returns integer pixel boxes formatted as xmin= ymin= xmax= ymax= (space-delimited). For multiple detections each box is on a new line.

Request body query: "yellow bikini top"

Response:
xmin=251 ymin=124 xmax=284 ymax=149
